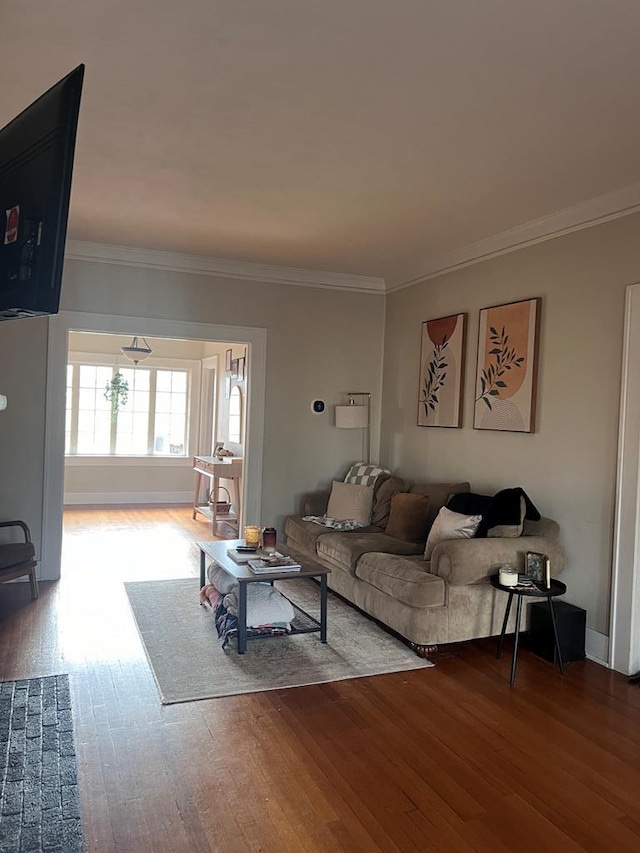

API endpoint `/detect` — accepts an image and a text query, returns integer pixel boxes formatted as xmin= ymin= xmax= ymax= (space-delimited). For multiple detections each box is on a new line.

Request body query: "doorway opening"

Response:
xmin=43 ymin=311 xmax=266 ymax=582
xmin=61 ymin=330 xmax=250 ymax=580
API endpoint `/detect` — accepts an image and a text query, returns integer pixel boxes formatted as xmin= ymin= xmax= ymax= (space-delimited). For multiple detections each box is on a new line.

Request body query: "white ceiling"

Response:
xmin=3 ymin=0 xmax=640 ymax=287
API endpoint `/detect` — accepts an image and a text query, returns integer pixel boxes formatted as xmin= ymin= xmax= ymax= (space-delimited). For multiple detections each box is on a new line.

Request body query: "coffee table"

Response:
xmin=197 ymin=539 xmax=330 ymax=654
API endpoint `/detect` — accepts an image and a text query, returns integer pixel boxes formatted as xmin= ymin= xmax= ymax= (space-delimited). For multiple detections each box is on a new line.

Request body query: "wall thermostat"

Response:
xmin=311 ymin=399 xmax=325 ymax=414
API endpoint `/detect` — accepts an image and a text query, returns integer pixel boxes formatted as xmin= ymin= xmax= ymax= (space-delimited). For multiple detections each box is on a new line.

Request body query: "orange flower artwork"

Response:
xmin=418 ymin=313 xmax=467 ymax=428
xmin=474 ymin=298 xmax=541 ymax=432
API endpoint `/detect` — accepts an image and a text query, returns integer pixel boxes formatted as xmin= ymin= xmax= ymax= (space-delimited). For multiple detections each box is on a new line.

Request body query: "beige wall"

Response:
xmin=4 ymin=213 xmax=636 ymax=636
xmin=382 ymin=213 xmax=640 ymax=635
xmin=0 ymin=315 xmax=49 ymax=552
xmin=0 ymin=258 xmax=385 ymax=567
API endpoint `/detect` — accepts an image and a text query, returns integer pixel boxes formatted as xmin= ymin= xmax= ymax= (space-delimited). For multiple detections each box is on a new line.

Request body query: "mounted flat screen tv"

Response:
xmin=0 ymin=64 xmax=84 ymax=321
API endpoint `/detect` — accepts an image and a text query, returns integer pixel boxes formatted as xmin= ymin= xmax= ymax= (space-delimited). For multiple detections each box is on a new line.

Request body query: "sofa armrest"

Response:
xmin=521 ymin=517 xmax=560 ymax=538
xmin=430 ymin=531 xmax=566 ymax=586
xmin=300 ymin=490 xmax=331 ymax=517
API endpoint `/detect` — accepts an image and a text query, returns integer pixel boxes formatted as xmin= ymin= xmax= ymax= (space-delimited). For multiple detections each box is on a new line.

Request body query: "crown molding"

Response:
xmin=66 ymin=180 xmax=640 ymax=296
xmin=64 ymin=240 xmax=385 ymax=294
xmin=389 ymin=181 xmax=640 ymax=293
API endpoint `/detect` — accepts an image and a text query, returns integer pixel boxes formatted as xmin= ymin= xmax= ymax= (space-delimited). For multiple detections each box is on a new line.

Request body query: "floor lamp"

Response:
xmin=335 ymin=393 xmax=371 ymax=464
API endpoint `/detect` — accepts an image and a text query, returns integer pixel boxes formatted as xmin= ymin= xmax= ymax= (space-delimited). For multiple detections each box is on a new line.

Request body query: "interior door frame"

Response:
xmin=610 ymin=282 xmax=640 ymax=675
xmin=199 ymin=354 xmax=219 ymax=456
xmin=42 ymin=311 xmax=266 ymax=580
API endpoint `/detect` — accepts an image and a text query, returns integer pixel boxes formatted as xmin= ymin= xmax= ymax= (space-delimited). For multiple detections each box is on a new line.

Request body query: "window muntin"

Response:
xmin=154 ymin=369 xmax=187 ymax=455
xmin=65 ymin=359 xmax=190 ymax=457
xmin=77 ymin=365 xmax=112 ymax=454
xmin=228 ymin=385 xmax=242 ymax=443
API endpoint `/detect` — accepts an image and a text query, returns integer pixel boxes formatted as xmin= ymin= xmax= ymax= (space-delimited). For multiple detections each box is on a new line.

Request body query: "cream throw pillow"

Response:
xmin=326 ymin=480 xmax=374 ymax=525
xmin=424 ymin=506 xmax=482 ymax=560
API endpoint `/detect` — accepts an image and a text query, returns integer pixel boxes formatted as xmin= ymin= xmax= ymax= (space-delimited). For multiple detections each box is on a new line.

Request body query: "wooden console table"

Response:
xmin=192 ymin=456 xmax=243 ymax=533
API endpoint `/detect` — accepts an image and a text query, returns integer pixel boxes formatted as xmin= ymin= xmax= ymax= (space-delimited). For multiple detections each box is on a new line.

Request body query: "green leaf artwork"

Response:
xmin=420 ymin=339 xmax=449 ymax=417
xmin=475 ymin=326 xmax=524 ymax=411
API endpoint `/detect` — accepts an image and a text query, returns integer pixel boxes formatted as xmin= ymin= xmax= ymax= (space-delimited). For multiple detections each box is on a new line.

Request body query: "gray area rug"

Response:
xmin=0 ymin=675 xmax=83 ymax=853
xmin=125 ymin=578 xmax=433 ymax=703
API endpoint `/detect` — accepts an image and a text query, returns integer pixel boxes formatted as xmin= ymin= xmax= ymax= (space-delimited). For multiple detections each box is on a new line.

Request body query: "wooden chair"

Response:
xmin=0 ymin=520 xmax=39 ymax=599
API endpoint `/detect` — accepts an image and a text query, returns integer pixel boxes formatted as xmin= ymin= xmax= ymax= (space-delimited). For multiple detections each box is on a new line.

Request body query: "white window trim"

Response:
xmin=66 ymin=350 xmax=202 ymax=464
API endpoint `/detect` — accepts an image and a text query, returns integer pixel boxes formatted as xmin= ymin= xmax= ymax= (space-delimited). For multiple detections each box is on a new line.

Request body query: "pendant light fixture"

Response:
xmin=120 ymin=336 xmax=152 ymax=365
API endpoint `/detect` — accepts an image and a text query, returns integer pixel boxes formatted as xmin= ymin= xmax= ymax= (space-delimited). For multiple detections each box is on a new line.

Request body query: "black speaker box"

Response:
xmin=528 ymin=600 xmax=586 ymax=663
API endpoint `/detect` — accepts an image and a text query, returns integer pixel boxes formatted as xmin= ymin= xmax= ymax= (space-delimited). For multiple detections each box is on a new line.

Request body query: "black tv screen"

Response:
xmin=0 ymin=64 xmax=84 ymax=321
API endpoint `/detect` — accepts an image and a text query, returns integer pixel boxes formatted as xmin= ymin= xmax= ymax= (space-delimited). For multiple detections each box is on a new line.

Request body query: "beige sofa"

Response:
xmin=284 ymin=479 xmax=566 ymax=653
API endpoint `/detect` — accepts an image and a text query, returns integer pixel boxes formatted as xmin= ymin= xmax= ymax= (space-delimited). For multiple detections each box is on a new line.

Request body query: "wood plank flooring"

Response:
xmin=1 ymin=507 xmax=640 ymax=852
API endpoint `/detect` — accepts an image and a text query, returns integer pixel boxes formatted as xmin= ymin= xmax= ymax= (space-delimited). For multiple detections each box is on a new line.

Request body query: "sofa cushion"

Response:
xmin=284 ymin=516 xmax=339 ymax=556
xmin=424 ymin=507 xmax=482 ymax=559
xmin=385 ymin=493 xmax=431 ymax=542
xmin=410 ymin=481 xmax=471 ymax=531
xmin=317 ymin=531 xmax=423 ymax=573
xmin=371 ymin=475 xmax=405 ymax=529
xmin=355 ymin=553 xmax=445 ymax=609
xmin=326 ymin=481 xmax=374 ymax=524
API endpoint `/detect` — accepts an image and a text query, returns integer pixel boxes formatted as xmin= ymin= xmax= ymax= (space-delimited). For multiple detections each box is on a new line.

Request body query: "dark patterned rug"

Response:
xmin=0 ymin=675 xmax=84 ymax=853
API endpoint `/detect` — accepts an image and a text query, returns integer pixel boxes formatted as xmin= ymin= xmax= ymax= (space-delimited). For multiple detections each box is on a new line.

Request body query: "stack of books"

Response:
xmin=247 ymin=555 xmax=301 ymax=574
xmin=227 ymin=548 xmax=263 ymax=564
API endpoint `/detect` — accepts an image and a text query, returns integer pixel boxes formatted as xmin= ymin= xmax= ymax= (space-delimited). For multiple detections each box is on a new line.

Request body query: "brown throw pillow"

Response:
xmin=385 ymin=493 xmax=431 ymax=542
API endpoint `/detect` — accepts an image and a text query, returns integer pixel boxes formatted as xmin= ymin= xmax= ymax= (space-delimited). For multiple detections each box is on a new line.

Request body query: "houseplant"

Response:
xmin=104 ymin=372 xmax=129 ymax=421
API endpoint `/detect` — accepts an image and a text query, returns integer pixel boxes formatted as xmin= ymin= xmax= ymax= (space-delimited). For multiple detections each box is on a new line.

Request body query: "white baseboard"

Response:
xmin=585 ymin=628 xmax=609 ymax=667
xmin=63 ymin=491 xmax=192 ymax=506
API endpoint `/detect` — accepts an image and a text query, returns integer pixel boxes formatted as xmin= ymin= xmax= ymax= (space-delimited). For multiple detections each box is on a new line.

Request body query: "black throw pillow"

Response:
xmin=447 ymin=492 xmax=492 ymax=538
xmin=448 ymin=487 xmax=541 ymax=538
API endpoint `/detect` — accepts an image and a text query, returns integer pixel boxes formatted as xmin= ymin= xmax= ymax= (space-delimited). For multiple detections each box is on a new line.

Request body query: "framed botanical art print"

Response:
xmin=418 ymin=313 xmax=467 ymax=428
xmin=474 ymin=297 xmax=541 ymax=433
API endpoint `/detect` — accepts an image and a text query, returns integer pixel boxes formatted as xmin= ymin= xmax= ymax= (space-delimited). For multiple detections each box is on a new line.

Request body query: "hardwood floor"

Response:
xmin=1 ymin=507 xmax=640 ymax=851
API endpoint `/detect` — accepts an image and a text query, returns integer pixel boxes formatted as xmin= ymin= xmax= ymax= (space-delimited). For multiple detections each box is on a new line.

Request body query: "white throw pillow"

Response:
xmin=424 ymin=506 xmax=482 ymax=560
xmin=326 ymin=480 xmax=374 ymax=525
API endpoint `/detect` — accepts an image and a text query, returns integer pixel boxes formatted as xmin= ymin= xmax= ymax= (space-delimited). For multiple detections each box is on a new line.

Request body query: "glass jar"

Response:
xmin=243 ymin=525 xmax=261 ymax=548
xmin=262 ymin=527 xmax=277 ymax=553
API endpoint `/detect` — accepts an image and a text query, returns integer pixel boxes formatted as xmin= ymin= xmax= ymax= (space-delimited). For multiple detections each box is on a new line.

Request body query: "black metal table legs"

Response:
xmin=320 ymin=573 xmax=327 ymax=643
xmin=547 ymin=595 xmax=565 ymax=676
xmin=497 ymin=592 xmax=514 ymax=660
xmin=497 ymin=592 xmax=564 ymax=685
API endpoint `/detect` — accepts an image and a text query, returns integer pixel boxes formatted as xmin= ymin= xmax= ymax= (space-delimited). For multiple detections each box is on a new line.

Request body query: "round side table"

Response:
xmin=490 ymin=575 xmax=567 ymax=685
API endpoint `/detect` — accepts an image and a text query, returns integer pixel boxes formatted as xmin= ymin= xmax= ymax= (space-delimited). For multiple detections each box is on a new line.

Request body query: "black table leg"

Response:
xmin=199 ymin=549 xmax=206 ymax=589
xmin=237 ymin=582 xmax=247 ymax=654
xmin=497 ymin=592 xmax=514 ymax=659
xmin=546 ymin=595 xmax=565 ymax=676
xmin=320 ymin=573 xmax=328 ymax=643
xmin=509 ymin=595 xmax=524 ymax=686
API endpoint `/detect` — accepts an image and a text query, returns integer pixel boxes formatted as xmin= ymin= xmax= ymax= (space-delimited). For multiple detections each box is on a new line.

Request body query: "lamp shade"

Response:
xmin=121 ymin=336 xmax=152 ymax=365
xmin=335 ymin=404 xmax=368 ymax=428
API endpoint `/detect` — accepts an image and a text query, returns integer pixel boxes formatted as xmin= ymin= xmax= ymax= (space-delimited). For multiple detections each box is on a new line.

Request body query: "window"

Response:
xmin=228 ymin=385 xmax=242 ymax=443
xmin=66 ymin=356 xmax=193 ymax=457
